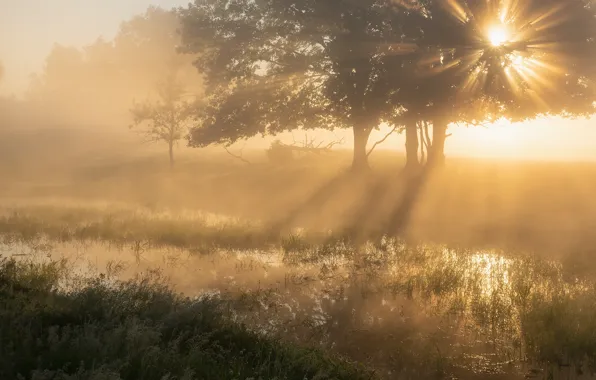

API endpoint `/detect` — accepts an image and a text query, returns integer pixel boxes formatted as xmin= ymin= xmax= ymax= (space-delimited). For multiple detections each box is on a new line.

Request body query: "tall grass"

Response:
xmin=0 ymin=204 xmax=271 ymax=252
xmin=0 ymin=255 xmax=374 ymax=380
xmin=257 ymin=236 xmax=596 ymax=378
xmin=2 ymin=205 xmax=596 ymax=378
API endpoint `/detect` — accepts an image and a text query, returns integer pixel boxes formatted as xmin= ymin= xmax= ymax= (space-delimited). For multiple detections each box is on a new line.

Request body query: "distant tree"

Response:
xmin=27 ymin=7 xmax=202 ymax=126
xmin=179 ymin=0 xmax=414 ymax=171
xmin=130 ymin=73 xmax=195 ymax=167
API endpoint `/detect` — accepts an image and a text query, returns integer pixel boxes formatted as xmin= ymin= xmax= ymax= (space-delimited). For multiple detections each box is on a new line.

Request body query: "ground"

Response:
xmin=1 ymin=127 xmax=596 ymax=379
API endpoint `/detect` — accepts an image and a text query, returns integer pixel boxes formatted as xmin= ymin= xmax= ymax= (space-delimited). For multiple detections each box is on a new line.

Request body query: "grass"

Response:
xmin=0 ymin=203 xmax=272 ymax=252
xmin=2 ymin=205 xmax=596 ymax=378
xmin=3 ymin=131 xmax=596 ymax=378
xmin=0 ymin=255 xmax=374 ymax=380
xmin=243 ymin=236 xmax=596 ymax=379
xmin=3 ymin=204 xmax=596 ymax=378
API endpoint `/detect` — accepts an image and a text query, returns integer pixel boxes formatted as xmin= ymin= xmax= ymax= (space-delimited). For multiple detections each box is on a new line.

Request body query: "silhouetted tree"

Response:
xmin=130 ymin=73 xmax=195 ymax=167
xmin=381 ymin=0 xmax=596 ymax=236
xmin=179 ymin=0 xmax=415 ymax=171
xmin=398 ymin=0 xmax=596 ymax=168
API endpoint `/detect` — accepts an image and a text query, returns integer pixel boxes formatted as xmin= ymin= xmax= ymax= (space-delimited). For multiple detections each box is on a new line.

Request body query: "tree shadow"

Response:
xmin=267 ymin=169 xmax=378 ymax=235
xmin=266 ymin=162 xmax=442 ymax=244
xmin=334 ymin=164 xmax=443 ymax=244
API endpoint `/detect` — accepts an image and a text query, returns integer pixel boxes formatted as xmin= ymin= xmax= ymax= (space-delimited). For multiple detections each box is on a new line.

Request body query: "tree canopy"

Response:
xmin=180 ymin=0 xmax=596 ymax=170
xmin=180 ymin=0 xmax=419 ymax=170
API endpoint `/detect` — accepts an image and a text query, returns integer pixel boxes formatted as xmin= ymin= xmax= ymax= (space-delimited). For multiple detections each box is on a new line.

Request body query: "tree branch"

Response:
xmin=284 ymin=133 xmax=344 ymax=154
xmin=366 ymin=126 xmax=398 ymax=157
xmin=223 ymin=145 xmax=251 ymax=164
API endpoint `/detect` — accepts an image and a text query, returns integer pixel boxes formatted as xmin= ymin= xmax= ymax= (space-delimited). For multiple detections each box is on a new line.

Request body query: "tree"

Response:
xmin=396 ymin=0 xmax=596 ymax=169
xmin=130 ymin=73 xmax=195 ymax=167
xmin=27 ymin=7 xmax=202 ymax=127
xmin=179 ymin=0 xmax=596 ymax=173
xmin=379 ymin=0 xmax=596 ymax=235
xmin=179 ymin=0 xmax=415 ymax=171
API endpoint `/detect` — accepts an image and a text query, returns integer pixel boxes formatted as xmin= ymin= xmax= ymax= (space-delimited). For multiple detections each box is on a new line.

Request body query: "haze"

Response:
xmin=2 ymin=1 xmax=596 ymax=379
xmin=0 ymin=0 xmax=187 ymax=96
xmin=0 ymin=0 xmax=594 ymax=160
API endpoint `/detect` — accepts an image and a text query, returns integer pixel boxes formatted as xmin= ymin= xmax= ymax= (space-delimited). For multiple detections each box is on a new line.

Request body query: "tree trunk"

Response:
xmin=168 ymin=141 xmax=174 ymax=168
xmin=351 ymin=127 xmax=371 ymax=172
xmin=404 ymin=119 xmax=420 ymax=171
xmin=427 ymin=118 xmax=447 ymax=168
xmin=418 ymin=123 xmax=426 ymax=165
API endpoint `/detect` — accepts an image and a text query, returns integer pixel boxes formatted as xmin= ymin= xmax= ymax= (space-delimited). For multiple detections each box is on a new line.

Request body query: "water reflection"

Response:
xmin=2 ymin=236 xmax=595 ymax=380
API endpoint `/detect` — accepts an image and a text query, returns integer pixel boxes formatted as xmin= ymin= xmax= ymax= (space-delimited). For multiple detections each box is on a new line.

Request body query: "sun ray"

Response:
xmin=439 ymin=0 xmax=470 ymax=24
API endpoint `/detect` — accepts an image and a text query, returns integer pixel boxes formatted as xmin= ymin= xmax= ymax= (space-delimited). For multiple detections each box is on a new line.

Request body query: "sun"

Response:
xmin=487 ymin=24 xmax=510 ymax=47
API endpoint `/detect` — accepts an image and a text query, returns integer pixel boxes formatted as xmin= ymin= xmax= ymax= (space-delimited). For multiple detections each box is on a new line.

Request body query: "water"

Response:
xmin=2 ymin=237 xmax=595 ymax=380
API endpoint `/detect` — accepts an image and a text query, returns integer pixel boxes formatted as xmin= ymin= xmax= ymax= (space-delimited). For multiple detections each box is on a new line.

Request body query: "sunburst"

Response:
xmin=432 ymin=0 xmax=587 ymax=111
xmin=487 ymin=23 xmax=510 ymax=47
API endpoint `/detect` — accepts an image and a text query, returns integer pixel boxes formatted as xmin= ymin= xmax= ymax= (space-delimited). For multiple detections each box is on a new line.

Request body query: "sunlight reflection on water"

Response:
xmin=2 ymin=237 xmax=594 ymax=379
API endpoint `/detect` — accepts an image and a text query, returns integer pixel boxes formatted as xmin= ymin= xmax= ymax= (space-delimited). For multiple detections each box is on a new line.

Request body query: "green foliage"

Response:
xmin=179 ymin=0 xmax=596 ymax=169
xmin=0 ymin=258 xmax=374 ymax=380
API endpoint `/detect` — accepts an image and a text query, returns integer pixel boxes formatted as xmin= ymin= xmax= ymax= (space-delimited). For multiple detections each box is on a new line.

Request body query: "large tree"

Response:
xmin=397 ymin=0 xmax=596 ymax=169
xmin=180 ymin=0 xmax=596 ymax=172
xmin=179 ymin=0 xmax=416 ymax=171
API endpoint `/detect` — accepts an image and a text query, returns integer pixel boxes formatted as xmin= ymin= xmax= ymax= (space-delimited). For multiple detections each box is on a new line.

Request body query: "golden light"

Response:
xmin=487 ymin=24 xmax=510 ymax=46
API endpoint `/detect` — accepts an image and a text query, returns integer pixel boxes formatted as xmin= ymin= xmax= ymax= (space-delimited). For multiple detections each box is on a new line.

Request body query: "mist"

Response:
xmin=2 ymin=1 xmax=596 ymax=379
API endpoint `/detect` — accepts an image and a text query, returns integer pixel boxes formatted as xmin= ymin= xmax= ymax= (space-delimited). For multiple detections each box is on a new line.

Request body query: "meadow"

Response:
xmin=2 ymin=128 xmax=596 ymax=379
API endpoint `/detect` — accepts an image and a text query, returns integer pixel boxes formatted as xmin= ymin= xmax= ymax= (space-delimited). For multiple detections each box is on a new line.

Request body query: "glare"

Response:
xmin=487 ymin=24 xmax=509 ymax=46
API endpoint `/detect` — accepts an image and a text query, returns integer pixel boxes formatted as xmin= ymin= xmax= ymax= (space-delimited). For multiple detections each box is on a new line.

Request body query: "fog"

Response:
xmin=2 ymin=1 xmax=596 ymax=379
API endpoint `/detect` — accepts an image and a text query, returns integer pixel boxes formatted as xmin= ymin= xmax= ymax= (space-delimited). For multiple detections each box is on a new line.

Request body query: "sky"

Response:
xmin=0 ymin=0 xmax=595 ymax=160
xmin=0 ymin=0 xmax=186 ymax=96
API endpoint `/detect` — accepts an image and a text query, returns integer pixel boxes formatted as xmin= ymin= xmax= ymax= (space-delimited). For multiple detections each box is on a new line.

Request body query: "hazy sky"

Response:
xmin=0 ymin=0 xmax=595 ymax=160
xmin=0 ymin=0 xmax=186 ymax=96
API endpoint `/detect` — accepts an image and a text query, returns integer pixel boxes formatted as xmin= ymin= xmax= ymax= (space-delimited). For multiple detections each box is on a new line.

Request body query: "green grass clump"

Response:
xmin=0 ymin=257 xmax=374 ymax=380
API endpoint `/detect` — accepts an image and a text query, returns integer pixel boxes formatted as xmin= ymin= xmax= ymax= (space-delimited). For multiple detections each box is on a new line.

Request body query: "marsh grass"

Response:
xmin=0 ymin=203 xmax=271 ymax=252
xmin=0 ymin=254 xmax=374 ymax=380
xmin=2 ymin=205 xmax=596 ymax=379
xmin=232 ymin=236 xmax=596 ymax=379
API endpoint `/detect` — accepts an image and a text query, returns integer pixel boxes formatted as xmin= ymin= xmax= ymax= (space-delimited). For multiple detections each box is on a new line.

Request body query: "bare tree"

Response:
xmin=223 ymin=144 xmax=251 ymax=165
xmin=266 ymin=134 xmax=345 ymax=164
xmin=130 ymin=73 xmax=195 ymax=168
xmin=286 ymin=133 xmax=345 ymax=154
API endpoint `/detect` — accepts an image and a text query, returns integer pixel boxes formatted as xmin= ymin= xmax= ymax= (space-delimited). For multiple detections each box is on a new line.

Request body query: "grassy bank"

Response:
xmin=0 ymin=256 xmax=373 ymax=380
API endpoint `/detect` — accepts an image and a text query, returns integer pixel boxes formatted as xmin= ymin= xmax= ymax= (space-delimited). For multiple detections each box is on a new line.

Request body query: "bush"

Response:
xmin=0 ymin=258 xmax=374 ymax=380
